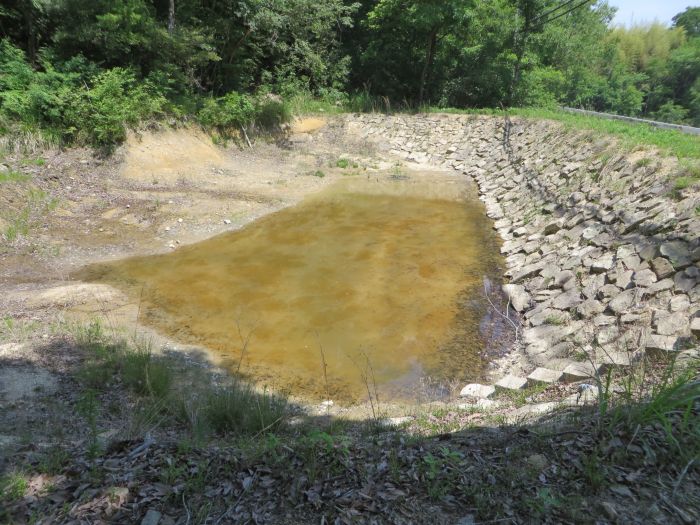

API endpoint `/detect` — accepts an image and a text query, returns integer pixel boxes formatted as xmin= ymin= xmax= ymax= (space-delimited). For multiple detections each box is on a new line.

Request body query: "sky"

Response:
xmin=609 ymin=0 xmax=699 ymax=27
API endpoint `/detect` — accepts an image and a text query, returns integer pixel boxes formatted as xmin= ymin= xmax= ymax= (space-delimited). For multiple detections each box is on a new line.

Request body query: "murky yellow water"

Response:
xmin=78 ymin=172 xmax=506 ymax=403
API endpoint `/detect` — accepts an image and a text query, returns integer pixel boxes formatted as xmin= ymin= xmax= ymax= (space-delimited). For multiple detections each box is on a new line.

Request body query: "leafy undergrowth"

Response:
xmin=0 ymin=323 xmax=698 ymax=524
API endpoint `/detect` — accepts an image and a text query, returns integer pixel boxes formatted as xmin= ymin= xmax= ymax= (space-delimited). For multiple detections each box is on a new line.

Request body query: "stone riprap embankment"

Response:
xmin=344 ymin=113 xmax=699 ymax=400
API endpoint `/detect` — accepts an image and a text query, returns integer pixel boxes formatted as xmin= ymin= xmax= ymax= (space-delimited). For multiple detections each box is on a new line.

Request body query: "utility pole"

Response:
xmin=507 ymin=0 xmax=537 ymax=107
xmin=168 ymin=0 xmax=175 ymax=34
xmin=506 ymin=0 xmax=592 ymax=106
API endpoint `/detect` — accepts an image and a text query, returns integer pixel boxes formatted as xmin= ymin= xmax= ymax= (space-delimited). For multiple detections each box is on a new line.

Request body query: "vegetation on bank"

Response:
xmin=1 ymin=2 xmax=700 ymax=152
xmin=0 ymin=318 xmax=698 ymax=523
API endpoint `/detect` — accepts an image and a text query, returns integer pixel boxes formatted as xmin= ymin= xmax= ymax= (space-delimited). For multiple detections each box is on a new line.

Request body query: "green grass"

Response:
xmin=674 ymin=176 xmax=697 ymax=192
xmin=603 ymin=365 xmax=700 ymax=463
xmin=0 ymin=169 xmax=29 ymax=183
xmin=286 ymin=93 xmax=344 ymax=116
xmin=4 ymin=208 xmax=30 ymax=242
xmin=312 ymin=170 xmax=325 ymax=178
xmin=75 ymin=321 xmax=172 ymax=399
xmin=198 ymin=382 xmax=287 ymax=436
xmin=496 ymin=383 xmax=549 ymax=408
xmin=2 ymin=186 xmax=59 ymax=243
xmin=543 ymin=314 xmax=566 ymax=326
xmin=335 ymin=158 xmax=350 ymax=169
xmin=71 ymin=318 xmax=288 ymax=441
xmin=0 ymin=471 xmax=29 ymax=503
xmin=20 ymin=157 xmax=45 ymax=167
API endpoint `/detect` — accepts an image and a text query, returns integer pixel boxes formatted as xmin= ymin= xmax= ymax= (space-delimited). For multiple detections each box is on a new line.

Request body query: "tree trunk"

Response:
xmin=418 ymin=28 xmax=438 ymax=108
xmin=168 ymin=0 xmax=175 ymax=34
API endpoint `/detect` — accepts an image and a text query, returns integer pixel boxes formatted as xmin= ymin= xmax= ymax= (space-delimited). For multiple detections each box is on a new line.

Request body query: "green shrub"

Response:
xmin=0 ymin=41 xmax=167 ymax=148
xmin=73 ymin=68 xmax=166 ymax=147
xmin=255 ymin=97 xmax=292 ymax=129
xmin=198 ymin=91 xmax=255 ymax=130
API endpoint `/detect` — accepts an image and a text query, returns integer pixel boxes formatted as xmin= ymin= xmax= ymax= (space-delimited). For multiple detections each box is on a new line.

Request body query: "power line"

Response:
xmin=530 ymin=0 xmax=581 ymax=26
xmin=534 ymin=0 xmax=594 ymax=28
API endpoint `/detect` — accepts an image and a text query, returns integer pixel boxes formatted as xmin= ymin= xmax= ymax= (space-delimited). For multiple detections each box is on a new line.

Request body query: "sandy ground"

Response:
xmin=0 ymin=118 xmax=421 ymax=424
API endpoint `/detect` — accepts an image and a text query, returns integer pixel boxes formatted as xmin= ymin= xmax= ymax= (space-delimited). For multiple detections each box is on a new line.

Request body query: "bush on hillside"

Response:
xmin=198 ymin=92 xmax=255 ymax=130
xmin=198 ymin=91 xmax=292 ymax=133
xmin=0 ymin=40 xmax=169 ymax=149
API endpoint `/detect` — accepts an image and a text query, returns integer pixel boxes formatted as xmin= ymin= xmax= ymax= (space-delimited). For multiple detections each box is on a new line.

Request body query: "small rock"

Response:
xmin=647 ymin=278 xmax=674 ymax=295
xmin=596 ymin=326 xmax=619 ymax=345
xmin=527 ymin=367 xmax=564 ymax=386
xmin=690 ymin=317 xmax=700 ymax=337
xmin=141 ymin=509 xmax=162 ymax=525
xmin=632 ymin=269 xmax=657 ymax=287
xmin=660 ymin=240 xmax=691 ymax=268
xmin=543 ymin=220 xmax=562 ymax=235
xmin=593 ymin=314 xmax=616 ymax=326
xmin=650 ymin=257 xmax=674 ymax=279
xmin=495 ymin=375 xmax=528 ymax=391
xmin=645 ymin=334 xmax=678 ymax=354
xmin=669 ymin=295 xmax=690 ymax=312
xmin=460 ymin=383 xmax=496 ymax=399
xmin=674 ymin=270 xmax=697 ymax=292
xmin=616 ymin=244 xmax=636 ymax=259
xmin=553 ymin=270 xmax=576 ymax=289
xmin=608 ymin=289 xmax=637 ymax=314
xmin=620 ymin=313 xmax=641 ymax=323
xmin=551 ymin=290 xmax=583 ymax=310
xmin=177 ymin=218 xmax=183 ymax=223
xmin=526 ymin=454 xmax=548 ymax=471
xmin=654 ymin=313 xmax=689 ymax=336
xmin=562 ymin=362 xmax=603 ymax=382
xmin=502 ymin=284 xmax=531 ymax=312
xmin=577 ymin=299 xmax=605 ymax=318
xmin=223 ymin=219 xmax=232 ymax=225
xmin=611 ymin=268 xmax=633 ymax=289
xmin=637 ymin=243 xmax=658 ymax=261
xmin=601 ymin=502 xmax=618 ymax=520
xmin=597 ymin=284 xmax=620 ymax=300
xmin=609 ymin=484 xmax=634 ymax=498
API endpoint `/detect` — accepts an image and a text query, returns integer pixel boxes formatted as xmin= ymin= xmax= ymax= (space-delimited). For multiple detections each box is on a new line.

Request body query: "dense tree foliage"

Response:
xmin=1 ymin=1 xmax=698 ymax=147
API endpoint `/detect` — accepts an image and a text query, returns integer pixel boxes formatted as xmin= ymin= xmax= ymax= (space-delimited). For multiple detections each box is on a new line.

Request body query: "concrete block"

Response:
xmin=562 ymin=362 xmax=604 ymax=382
xmin=495 ymin=374 xmax=528 ymax=391
xmin=645 ymin=334 xmax=678 ymax=355
xmin=459 ymin=383 xmax=496 ymax=399
xmin=527 ymin=367 xmax=564 ymax=387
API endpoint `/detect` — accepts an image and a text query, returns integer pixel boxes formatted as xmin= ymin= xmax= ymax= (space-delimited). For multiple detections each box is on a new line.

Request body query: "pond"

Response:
xmin=77 ymin=171 xmax=508 ymax=404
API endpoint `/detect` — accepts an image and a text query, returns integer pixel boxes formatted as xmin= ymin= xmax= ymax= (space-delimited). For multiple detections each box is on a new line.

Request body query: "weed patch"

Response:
xmin=0 ymin=170 xmax=29 ymax=183
xmin=200 ymin=383 xmax=287 ymax=436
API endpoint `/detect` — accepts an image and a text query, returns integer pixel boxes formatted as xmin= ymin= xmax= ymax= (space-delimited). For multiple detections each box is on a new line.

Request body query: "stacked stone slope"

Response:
xmin=345 ymin=113 xmax=699 ymax=394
